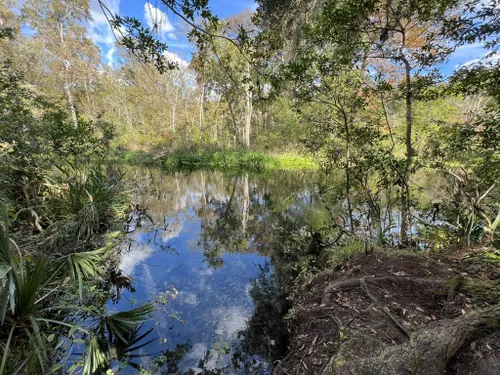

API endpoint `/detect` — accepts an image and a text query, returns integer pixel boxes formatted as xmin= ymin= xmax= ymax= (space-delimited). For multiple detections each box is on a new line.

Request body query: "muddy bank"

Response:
xmin=275 ymin=249 xmax=500 ymax=375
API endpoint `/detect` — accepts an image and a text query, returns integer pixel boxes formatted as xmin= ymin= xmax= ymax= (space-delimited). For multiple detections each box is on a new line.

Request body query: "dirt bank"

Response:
xmin=275 ymin=249 xmax=500 ymax=375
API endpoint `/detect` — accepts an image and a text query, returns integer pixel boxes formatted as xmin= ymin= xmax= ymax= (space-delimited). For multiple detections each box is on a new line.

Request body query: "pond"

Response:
xmin=109 ymin=169 xmax=329 ymax=374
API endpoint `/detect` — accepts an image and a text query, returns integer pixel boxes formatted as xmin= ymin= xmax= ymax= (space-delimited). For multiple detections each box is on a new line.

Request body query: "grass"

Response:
xmin=115 ymin=149 xmax=317 ymax=172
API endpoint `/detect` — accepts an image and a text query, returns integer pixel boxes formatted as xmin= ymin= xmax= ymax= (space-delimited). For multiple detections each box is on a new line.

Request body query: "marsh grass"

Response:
xmin=116 ymin=149 xmax=317 ymax=172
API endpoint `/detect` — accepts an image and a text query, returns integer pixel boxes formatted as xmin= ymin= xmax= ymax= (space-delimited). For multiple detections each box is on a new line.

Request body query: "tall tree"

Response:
xmin=255 ymin=0 xmax=460 ymax=243
xmin=21 ymin=0 xmax=100 ymax=127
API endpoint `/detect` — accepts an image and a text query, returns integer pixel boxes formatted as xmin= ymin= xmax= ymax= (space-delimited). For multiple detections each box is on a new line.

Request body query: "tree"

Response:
xmin=255 ymin=0 xmax=461 ymax=244
xmin=191 ymin=12 xmax=257 ymax=148
xmin=21 ymin=0 xmax=101 ymax=127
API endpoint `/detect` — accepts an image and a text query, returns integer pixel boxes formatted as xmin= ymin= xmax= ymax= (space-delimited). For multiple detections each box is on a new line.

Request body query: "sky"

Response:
xmin=88 ymin=0 xmax=258 ymax=66
xmin=87 ymin=0 xmax=493 ymax=73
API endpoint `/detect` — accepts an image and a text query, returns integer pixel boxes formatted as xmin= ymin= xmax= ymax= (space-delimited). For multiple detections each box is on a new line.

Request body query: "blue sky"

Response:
xmin=88 ymin=0 xmax=493 ymax=72
xmin=89 ymin=0 xmax=258 ymax=65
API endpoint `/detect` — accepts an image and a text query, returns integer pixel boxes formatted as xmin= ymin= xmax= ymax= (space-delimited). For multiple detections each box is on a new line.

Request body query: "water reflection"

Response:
xmin=111 ymin=169 xmax=328 ymax=374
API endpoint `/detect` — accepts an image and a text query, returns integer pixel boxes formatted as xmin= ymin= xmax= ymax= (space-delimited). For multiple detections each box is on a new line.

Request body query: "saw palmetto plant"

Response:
xmin=0 ymin=204 xmax=155 ymax=375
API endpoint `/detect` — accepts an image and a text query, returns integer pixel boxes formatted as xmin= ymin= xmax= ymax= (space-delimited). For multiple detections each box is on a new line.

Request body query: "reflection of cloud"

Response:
xmin=213 ymin=307 xmax=249 ymax=338
xmin=120 ymin=225 xmax=182 ymax=275
xmin=244 ymin=282 xmax=252 ymax=297
xmin=160 ymin=220 xmax=182 ymax=242
xmin=198 ymin=268 xmax=214 ymax=276
xmin=180 ymin=292 xmax=199 ymax=306
xmin=120 ymin=243 xmax=155 ymax=276
xmin=183 ymin=343 xmax=218 ymax=372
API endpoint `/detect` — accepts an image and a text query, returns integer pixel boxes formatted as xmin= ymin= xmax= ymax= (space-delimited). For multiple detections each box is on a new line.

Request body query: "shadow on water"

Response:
xmin=108 ymin=168 xmax=329 ymax=374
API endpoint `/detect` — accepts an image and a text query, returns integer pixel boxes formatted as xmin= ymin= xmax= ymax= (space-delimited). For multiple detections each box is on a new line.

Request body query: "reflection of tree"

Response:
xmin=195 ymin=170 xmax=331 ymax=269
xmin=198 ymin=176 xmax=249 ymax=268
xmin=121 ymin=168 xmax=333 ymax=373
xmin=161 ymin=342 xmax=193 ymax=373
xmin=145 ymin=342 xmax=234 ymax=375
xmin=238 ymin=263 xmax=289 ymax=362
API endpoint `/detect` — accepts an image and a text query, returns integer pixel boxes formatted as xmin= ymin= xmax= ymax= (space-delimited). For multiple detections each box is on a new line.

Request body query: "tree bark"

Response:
xmin=400 ymin=56 xmax=413 ymax=245
xmin=324 ymin=304 xmax=500 ymax=375
xmin=199 ymin=79 xmax=205 ymax=137
xmin=59 ymin=22 xmax=78 ymax=128
xmin=243 ymin=62 xmax=252 ymax=149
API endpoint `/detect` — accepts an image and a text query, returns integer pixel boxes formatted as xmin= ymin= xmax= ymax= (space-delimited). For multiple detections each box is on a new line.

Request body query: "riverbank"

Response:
xmin=116 ymin=149 xmax=318 ymax=172
xmin=277 ymin=247 xmax=500 ymax=375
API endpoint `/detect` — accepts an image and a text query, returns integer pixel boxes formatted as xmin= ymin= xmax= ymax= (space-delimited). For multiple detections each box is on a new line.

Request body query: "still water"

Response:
xmin=110 ymin=169 xmax=328 ymax=374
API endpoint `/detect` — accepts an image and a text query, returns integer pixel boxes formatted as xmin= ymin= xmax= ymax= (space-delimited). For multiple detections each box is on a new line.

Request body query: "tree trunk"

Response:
xmin=64 ymin=75 xmax=78 ymax=128
xmin=199 ymin=79 xmax=205 ymax=137
xmin=59 ymin=22 xmax=78 ymax=128
xmin=341 ymin=111 xmax=354 ymax=234
xmin=266 ymin=111 xmax=272 ymax=131
xmin=400 ymin=56 xmax=413 ymax=245
xmin=243 ymin=62 xmax=252 ymax=149
xmin=172 ymin=103 xmax=176 ymax=132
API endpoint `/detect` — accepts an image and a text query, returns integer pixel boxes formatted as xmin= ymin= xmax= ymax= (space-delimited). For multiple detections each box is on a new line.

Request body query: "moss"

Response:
xmin=460 ymin=278 xmax=500 ymax=304
xmin=335 ymin=358 xmax=346 ymax=367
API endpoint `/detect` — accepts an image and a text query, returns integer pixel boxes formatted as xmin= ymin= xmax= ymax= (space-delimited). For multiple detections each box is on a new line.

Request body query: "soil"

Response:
xmin=275 ymin=248 xmax=500 ymax=375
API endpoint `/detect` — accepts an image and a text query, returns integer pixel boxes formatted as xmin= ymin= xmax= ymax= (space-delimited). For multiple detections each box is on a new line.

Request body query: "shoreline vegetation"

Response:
xmin=117 ymin=149 xmax=318 ymax=172
xmin=1 ymin=0 xmax=500 ymax=373
xmin=278 ymin=246 xmax=500 ymax=375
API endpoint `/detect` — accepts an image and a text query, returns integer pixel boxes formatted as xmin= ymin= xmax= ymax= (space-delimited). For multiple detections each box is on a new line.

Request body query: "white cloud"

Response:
xmin=144 ymin=2 xmax=175 ymax=39
xmin=163 ymin=50 xmax=189 ymax=68
xmin=88 ymin=0 xmax=120 ymax=65
xmin=459 ymin=50 xmax=500 ymax=68
xmin=105 ymin=46 xmax=116 ymax=65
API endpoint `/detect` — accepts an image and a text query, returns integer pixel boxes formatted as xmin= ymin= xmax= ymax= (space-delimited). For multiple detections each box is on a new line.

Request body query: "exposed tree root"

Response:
xmin=321 ymin=276 xmax=443 ymax=306
xmin=323 ymin=304 xmax=500 ymax=375
xmin=360 ymin=279 xmax=411 ymax=338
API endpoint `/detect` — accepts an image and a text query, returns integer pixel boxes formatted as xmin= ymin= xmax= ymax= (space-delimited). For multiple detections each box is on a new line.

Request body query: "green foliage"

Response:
xmin=109 ymin=15 xmax=176 ymax=73
xmin=161 ymin=149 xmax=316 ymax=172
xmin=0 ymin=203 xmax=154 ymax=375
xmin=324 ymin=237 xmax=366 ymax=268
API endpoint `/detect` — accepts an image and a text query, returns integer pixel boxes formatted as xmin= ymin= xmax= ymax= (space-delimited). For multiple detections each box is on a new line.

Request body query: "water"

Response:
xmin=109 ymin=169 xmax=328 ymax=374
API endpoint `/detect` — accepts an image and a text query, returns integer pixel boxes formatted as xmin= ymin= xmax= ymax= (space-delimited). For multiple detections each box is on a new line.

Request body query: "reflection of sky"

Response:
xmin=113 ymin=195 xmax=269 ymax=374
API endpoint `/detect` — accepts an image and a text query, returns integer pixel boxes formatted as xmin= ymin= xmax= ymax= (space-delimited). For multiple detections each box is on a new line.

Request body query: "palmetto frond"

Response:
xmin=80 ymin=334 xmax=108 ymax=375
xmin=51 ymin=247 xmax=107 ymax=298
xmin=0 ymin=202 xmax=156 ymax=375
xmin=0 ymin=203 xmax=15 ymax=325
xmin=98 ymin=303 xmax=155 ymax=344
xmin=76 ymin=304 xmax=156 ymax=375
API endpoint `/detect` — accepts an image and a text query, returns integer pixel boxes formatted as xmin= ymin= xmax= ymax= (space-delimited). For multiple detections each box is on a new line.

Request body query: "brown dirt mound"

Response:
xmin=275 ymin=250 xmax=500 ymax=375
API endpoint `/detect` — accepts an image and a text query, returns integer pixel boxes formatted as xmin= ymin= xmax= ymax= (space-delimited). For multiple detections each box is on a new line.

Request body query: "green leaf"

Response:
xmin=0 ymin=265 xmax=11 ymax=279
xmin=0 ymin=322 xmax=16 ymax=375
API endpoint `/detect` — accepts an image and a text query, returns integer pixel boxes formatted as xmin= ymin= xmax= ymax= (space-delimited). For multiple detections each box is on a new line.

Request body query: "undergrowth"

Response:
xmin=116 ymin=149 xmax=317 ymax=172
